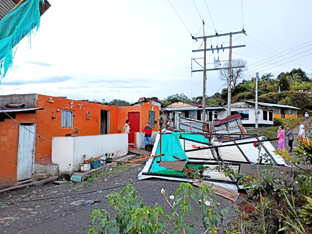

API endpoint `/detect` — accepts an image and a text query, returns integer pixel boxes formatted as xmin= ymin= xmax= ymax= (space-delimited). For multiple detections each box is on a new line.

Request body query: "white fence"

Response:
xmin=52 ymin=134 xmax=128 ymax=175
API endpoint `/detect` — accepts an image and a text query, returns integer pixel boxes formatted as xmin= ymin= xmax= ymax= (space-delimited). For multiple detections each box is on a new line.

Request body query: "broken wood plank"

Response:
xmin=193 ymin=180 xmax=239 ymax=201
xmin=159 ymin=161 xmax=187 ymax=171
xmin=173 ymin=155 xmax=186 ymax=161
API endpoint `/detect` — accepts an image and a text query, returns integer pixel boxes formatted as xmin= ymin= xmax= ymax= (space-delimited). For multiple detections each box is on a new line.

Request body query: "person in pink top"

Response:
xmin=277 ymin=126 xmax=285 ymax=149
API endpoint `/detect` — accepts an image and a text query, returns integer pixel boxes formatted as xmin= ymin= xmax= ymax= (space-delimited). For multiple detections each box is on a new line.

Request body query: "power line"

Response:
xmin=245 ymin=46 xmax=312 ymax=75
xmin=192 ymin=0 xmax=203 ymax=22
xmin=204 ymin=0 xmax=217 ymax=33
xmin=167 ymin=0 xmax=193 ymax=37
xmin=245 ymin=50 xmax=312 ymax=76
xmin=247 ymin=34 xmax=278 ymax=53
xmin=194 ymin=24 xmax=203 ymax=37
xmin=235 ymin=35 xmax=312 ymax=71
xmin=0 ymin=110 xmax=52 ymax=142
xmin=248 ymin=40 xmax=312 ymax=69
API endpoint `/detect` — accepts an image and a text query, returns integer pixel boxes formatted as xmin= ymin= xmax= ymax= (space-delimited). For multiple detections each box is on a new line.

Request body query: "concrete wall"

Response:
xmin=52 ymin=134 xmax=128 ymax=175
xmin=135 ymin=131 xmax=158 ymax=149
xmin=0 ymin=94 xmax=38 ymax=108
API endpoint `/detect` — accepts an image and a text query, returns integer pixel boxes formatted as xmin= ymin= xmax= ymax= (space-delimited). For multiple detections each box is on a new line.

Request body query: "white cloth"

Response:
xmin=123 ymin=123 xmax=130 ymax=133
xmin=298 ymin=124 xmax=306 ymax=138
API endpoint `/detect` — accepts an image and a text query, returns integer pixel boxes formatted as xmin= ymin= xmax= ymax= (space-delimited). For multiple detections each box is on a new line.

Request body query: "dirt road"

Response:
xmin=0 ymin=164 xmax=233 ymax=234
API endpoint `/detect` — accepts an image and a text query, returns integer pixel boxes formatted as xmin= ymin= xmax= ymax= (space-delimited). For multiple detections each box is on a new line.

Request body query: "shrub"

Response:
xmin=88 ymin=183 xmax=225 ymax=234
xmin=273 ymin=118 xmax=283 ymax=126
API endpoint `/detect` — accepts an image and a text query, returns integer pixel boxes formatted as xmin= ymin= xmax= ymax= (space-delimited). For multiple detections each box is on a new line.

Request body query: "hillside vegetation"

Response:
xmin=209 ymin=68 xmax=312 ymax=109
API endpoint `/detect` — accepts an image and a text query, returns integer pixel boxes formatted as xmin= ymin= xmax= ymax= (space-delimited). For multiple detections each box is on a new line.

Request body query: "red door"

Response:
xmin=128 ymin=112 xmax=140 ymax=145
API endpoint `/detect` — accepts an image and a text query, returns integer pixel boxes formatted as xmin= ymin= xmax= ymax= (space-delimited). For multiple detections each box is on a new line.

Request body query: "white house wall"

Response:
xmin=52 ymin=137 xmax=74 ymax=174
xmin=230 ymin=107 xmax=273 ymax=125
xmin=52 ymin=134 xmax=128 ymax=175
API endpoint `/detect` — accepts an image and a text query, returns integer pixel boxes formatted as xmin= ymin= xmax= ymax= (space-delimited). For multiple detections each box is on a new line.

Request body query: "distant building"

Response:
xmin=218 ymin=101 xmax=300 ymax=127
xmin=163 ymin=102 xmax=226 ymax=128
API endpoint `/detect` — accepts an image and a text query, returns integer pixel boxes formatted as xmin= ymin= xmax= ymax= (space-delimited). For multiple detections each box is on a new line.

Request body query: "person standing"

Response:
xmin=305 ymin=112 xmax=309 ymax=119
xmin=277 ymin=126 xmax=285 ymax=149
xmin=122 ymin=119 xmax=130 ymax=133
xmin=286 ymin=127 xmax=294 ymax=152
xmin=143 ymin=122 xmax=152 ymax=150
xmin=308 ymin=124 xmax=312 ymax=139
xmin=298 ymin=124 xmax=306 ymax=140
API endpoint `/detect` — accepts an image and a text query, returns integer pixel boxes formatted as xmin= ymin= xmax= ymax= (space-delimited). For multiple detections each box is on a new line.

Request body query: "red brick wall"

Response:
xmin=0 ymin=113 xmax=36 ymax=186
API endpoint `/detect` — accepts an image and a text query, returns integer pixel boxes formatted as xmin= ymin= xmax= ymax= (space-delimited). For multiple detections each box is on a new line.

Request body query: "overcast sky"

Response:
xmin=1 ymin=0 xmax=312 ymax=103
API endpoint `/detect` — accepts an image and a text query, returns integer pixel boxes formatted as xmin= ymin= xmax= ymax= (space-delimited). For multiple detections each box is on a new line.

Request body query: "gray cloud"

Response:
xmin=2 ymin=76 xmax=72 ymax=86
xmin=58 ymin=85 xmax=89 ymax=90
xmin=25 ymin=61 xmax=53 ymax=67
xmin=89 ymin=79 xmax=133 ymax=84
xmin=118 ymin=85 xmax=152 ymax=89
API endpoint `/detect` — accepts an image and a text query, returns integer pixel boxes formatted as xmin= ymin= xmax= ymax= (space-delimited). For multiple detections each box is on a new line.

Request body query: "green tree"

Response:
xmin=279 ymin=75 xmax=290 ymax=91
xmin=109 ymin=99 xmax=131 ymax=106
xmin=163 ymin=93 xmax=191 ymax=106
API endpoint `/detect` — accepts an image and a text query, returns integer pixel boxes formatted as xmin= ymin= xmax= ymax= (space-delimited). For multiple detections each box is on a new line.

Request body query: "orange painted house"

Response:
xmin=0 ymin=94 xmax=159 ymax=187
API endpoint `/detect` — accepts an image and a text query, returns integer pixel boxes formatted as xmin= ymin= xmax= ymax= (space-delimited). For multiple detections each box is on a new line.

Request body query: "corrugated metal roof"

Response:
xmin=0 ymin=0 xmax=51 ymax=21
xmin=213 ymin=113 xmax=242 ymax=126
xmin=0 ymin=107 xmax=42 ymax=113
xmin=0 ymin=1 xmax=15 ymax=20
xmin=163 ymin=107 xmax=226 ymax=111
xmin=245 ymin=101 xmax=300 ymax=110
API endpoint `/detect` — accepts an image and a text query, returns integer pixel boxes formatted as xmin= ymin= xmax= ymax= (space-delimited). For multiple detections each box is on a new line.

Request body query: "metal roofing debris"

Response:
xmin=213 ymin=113 xmax=242 ymax=126
xmin=0 ymin=0 xmax=51 ymax=21
xmin=245 ymin=101 xmax=300 ymax=110
xmin=138 ymin=128 xmax=287 ymax=197
xmin=0 ymin=107 xmax=42 ymax=113
xmin=193 ymin=180 xmax=239 ymax=201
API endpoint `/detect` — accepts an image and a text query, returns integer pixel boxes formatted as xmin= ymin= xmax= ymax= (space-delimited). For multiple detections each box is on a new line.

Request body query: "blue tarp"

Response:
xmin=0 ymin=0 xmax=43 ymax=78
xmin=150 ymin=134 xmax=189 ymax=173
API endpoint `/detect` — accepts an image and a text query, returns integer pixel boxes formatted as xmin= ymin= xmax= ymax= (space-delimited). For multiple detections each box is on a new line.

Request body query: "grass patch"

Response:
xmin=85 ymin=164 xmax=131 ymax=182
xmin=247 ymin=116 xmax=304 ymax=139
xmin=72 ymin=184 xmax=84 ymax=190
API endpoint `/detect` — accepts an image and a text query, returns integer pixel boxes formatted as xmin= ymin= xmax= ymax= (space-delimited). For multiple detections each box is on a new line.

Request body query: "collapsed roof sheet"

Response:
xmin=138 ymin=131 xmax=287 ymax=192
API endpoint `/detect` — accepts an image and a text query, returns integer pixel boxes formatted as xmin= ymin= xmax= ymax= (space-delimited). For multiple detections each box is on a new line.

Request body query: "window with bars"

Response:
xmin=61 ymin=110 xmax=73 ymax=128
xmin=237 ymin=110 xmax=249 ymax=120
xmin=263 ymin=110 xmax=268 ymax=120
xmin=149 ymin=110 xmax=156 ymax=127
xmin=269 ymin=111 xmax=273 ymax=121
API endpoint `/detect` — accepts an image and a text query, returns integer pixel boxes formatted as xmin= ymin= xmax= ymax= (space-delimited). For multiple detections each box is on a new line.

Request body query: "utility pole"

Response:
xmin=202 ymin=21 xmax=207 ymax=122
xmin=255 ymin=72 xmax=259 ymax=129
xmin=227 ymin=33 xmax=232 ymax=117
xmin=191 ymin=30 xmax=246 ymax=119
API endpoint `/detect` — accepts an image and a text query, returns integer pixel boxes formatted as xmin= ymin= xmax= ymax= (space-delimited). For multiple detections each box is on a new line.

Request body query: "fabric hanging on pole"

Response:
xmin=0 ymin=0 xmax=43 ymax=79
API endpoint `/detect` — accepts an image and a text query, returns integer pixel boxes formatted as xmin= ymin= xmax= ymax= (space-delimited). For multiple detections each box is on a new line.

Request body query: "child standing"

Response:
xmin=143 ymin=122 xmax=152 ymax=150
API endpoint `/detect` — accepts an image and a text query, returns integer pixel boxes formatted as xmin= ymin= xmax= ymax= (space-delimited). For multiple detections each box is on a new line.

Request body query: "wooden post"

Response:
xmin=202 ymin=37 xmax=207 ymax=122
xmin=227 ymin=33 xmax=233 ymax=117
xmin=159 ymin=127 xmax=162 ymax=161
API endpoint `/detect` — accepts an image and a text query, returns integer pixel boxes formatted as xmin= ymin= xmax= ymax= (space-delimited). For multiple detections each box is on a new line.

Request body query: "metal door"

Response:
xmin=17 ymin=124 xmax=36 ymax=181
xmin=128 ymin=112 xmax=140 ymax=144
